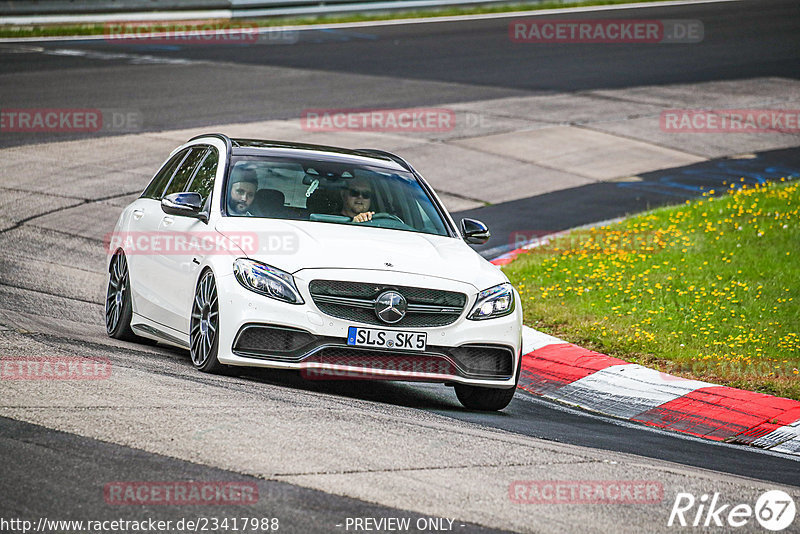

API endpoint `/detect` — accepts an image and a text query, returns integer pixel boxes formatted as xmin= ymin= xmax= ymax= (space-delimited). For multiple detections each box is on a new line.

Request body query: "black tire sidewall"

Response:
xmin=107 ymin=253 xmax=137 ymax=341
xmin=455 ymin=384 xmax=516 ymax=411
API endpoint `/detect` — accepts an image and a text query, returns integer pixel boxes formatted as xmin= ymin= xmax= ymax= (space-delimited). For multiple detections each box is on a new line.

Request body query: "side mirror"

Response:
xmin=161 ymin=192 xmax=207 ymax=222
xmin=461 ymin=218 xmax=490 ymax=245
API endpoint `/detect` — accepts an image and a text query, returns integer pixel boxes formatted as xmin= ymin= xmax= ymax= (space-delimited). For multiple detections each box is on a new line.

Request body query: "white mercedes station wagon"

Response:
xmin=106 ymin=134 xmax=522 ymax=410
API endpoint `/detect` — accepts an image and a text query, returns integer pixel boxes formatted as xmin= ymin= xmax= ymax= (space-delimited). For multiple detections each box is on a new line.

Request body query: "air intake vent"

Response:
xmin=234 ymin=325 xmax=315 ymax=355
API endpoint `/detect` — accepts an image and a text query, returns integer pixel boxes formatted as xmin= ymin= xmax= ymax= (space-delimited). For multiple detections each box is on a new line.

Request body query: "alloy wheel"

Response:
xmin=190 ymin=271 xmax=219 ymax=367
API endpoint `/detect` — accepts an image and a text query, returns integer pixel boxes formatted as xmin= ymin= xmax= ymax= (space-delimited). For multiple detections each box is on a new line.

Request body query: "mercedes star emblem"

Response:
xmin=375 ymin=291 xmax=407 ymax=324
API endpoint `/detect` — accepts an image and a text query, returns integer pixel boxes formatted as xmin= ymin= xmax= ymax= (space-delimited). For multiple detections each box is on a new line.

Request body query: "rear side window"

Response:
xmin=141 ymin=148 xmax=189 ymax=199
xmin=162 ymin=147 xmax=208 ymax=198
xmin=185 ymin=147 xmax=218 ymax=207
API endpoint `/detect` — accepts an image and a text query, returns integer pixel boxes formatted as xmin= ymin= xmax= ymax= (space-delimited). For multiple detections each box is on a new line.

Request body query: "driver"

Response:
xmin=227 ymin=168 xmax=258 ymax=216
xmin=341 ymin=178 xmax=374 ymax=223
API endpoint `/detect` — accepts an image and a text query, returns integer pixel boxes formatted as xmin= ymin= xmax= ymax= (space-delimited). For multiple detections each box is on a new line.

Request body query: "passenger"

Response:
xmin=227 ymin=168 xmax=258 ymax=216
xmin=341 ymin=178 xmax=374 ymax=223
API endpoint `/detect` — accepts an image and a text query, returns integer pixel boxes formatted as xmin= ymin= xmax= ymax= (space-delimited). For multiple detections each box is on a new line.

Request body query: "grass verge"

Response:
xmin=1 ymin=0 xmax=667 ymax=39
xmin=503 ymin=179 xmax=800 ymax=400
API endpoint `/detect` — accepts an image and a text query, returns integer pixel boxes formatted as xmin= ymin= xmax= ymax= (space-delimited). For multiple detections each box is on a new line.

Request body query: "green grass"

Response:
xmin=0 ymin=0 xmax=667 ymax=38
xmin=504 ymin=179 xmax=800 ymax=400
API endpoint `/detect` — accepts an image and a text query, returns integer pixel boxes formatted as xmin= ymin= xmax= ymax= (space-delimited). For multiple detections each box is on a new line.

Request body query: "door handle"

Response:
xmin=132 ymin=209 xmax=144 ymax=220
xmin=162 ymin=216 xmax=174 ymax=226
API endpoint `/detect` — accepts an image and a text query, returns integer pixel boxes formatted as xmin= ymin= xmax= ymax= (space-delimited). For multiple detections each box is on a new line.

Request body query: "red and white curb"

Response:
xmin=518 ymin=327 xmax=800 ymax=456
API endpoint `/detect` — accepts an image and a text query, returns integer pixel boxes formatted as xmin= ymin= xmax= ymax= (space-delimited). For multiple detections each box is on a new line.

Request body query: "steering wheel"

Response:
xmin=371 ymin=212 xmax=404 ymax=223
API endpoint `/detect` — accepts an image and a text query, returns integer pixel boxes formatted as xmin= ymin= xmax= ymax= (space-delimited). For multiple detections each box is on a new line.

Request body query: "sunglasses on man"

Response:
xmin=347 ymin=188 xmax=372 ymax=199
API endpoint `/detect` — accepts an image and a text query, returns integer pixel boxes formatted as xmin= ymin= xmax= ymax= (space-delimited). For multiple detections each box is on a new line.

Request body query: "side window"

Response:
xmin=162 ymin=147 xmax=208 ymax=198
xmin=141 ymin=149 xmax=189 ymax=199
xmin=185 ymin=147 xmax=218 ymax=207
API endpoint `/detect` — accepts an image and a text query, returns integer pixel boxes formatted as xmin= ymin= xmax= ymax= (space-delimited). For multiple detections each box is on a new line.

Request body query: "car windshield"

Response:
xmin=223 ymin=155 xmax=450 ymax=237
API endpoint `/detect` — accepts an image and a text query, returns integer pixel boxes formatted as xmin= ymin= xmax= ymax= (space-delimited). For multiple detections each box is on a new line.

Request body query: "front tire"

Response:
xmin=190 ymin=270 xmax=233 ymax=374
xmin=106 ymin=252 xmax=139 ymax=341
xmin=454 ymin=384 xmax=516 ymax=411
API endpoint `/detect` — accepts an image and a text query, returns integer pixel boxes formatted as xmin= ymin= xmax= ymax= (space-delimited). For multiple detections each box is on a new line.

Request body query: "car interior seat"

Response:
xmin=306 ymin=187 xmax=343 ymax=215
xmin=253 ymin=188 xmax=289 ymax=218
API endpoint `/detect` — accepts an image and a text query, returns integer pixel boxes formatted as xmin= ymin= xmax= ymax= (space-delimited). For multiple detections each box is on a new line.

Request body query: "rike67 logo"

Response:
xmin=668 ymin=490 xmax=796 ymax=531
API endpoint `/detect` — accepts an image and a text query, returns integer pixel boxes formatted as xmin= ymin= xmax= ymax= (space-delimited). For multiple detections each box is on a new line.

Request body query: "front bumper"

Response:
xmin=215 ymin=268 xmax=522 ymax=388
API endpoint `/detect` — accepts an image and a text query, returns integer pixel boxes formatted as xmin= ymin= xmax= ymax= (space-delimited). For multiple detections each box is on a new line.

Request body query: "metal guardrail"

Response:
xmin=0 ymin=1 xmax=230 ymax=15
xmin=1 ymin=0 xmax=540 ymax=22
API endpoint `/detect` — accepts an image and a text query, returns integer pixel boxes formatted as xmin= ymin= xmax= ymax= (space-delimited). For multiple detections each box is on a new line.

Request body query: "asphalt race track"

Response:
xmin=1 ymin=1 xmax=800 ymax=532
xmin=1 ymin=0 xmax=799 ymax=147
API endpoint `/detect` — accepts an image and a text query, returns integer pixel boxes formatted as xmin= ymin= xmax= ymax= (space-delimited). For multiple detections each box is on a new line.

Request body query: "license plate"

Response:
xmin=347 ymin=326 xmax=427 ymax=352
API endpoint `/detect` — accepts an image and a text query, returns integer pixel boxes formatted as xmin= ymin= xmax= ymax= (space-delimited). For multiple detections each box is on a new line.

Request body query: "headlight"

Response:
xmin=233 ymin=258 xmax=304 ymax=304
xmin=468 ymin=283 xmax=514 ymax=320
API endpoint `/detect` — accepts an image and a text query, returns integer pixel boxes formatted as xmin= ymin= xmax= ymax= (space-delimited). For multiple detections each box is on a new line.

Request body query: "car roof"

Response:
xmin=226 ymin=138 xmax=410 ymax=172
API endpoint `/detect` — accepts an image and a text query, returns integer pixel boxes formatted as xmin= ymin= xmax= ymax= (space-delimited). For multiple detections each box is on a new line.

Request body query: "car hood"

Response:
xmin=215 ymin=218 xmax=506 ymax=289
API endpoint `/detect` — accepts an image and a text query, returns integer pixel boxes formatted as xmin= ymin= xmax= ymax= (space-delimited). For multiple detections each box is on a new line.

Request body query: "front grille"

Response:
xmin=448 ymin=345 xmax=514 ymax=378
xmin=309 ymin=280 xmax=466 ymax=306
xmin=233 ymin=325 xmax=315 ymax=355
xmin=308 ymin=280 xmax=466 ymax=327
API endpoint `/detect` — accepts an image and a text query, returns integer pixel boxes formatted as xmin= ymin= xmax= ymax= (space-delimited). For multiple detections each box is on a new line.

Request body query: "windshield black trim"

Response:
xmin=356 ymin=148 xmax=412 ymax=172
xmin=405 ymin=164 xmax=459 ymax=239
